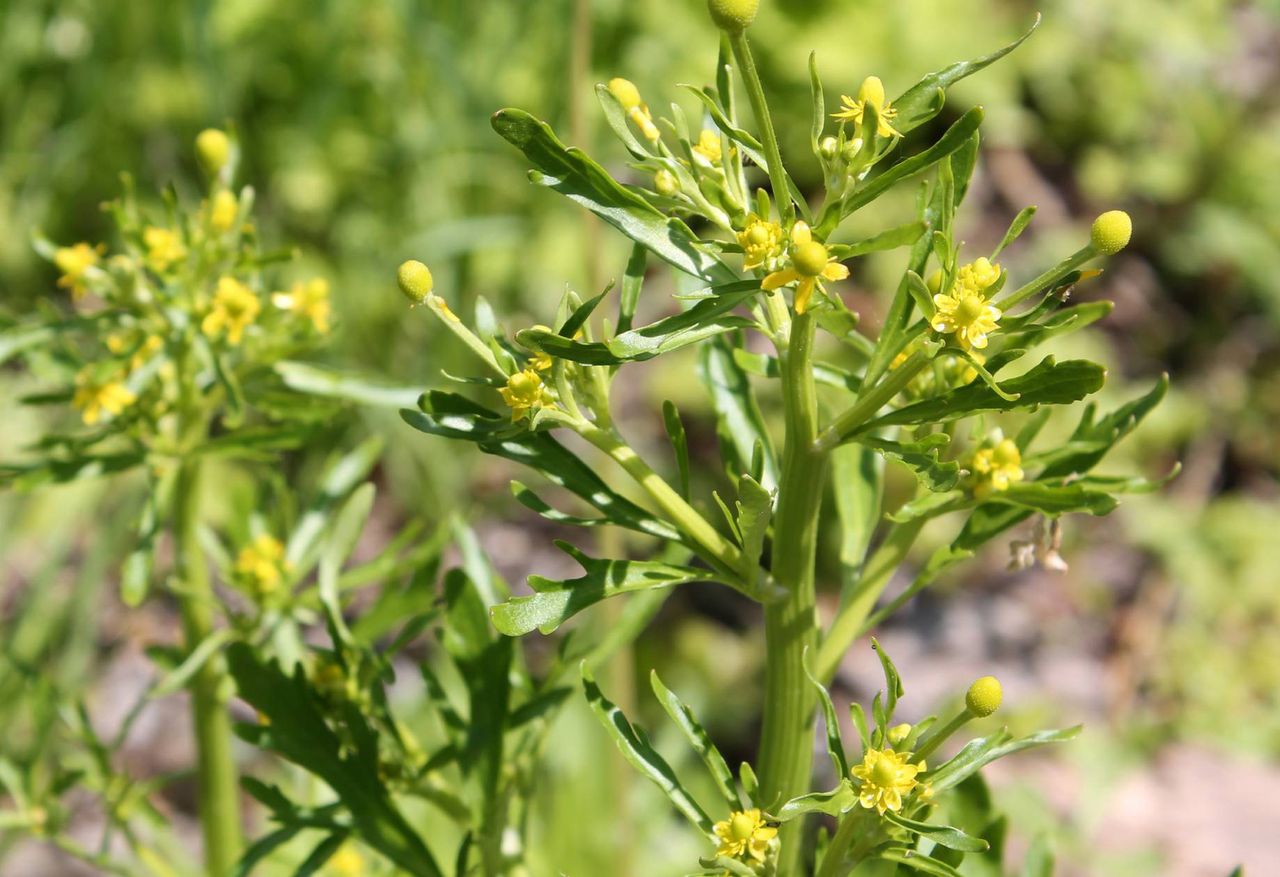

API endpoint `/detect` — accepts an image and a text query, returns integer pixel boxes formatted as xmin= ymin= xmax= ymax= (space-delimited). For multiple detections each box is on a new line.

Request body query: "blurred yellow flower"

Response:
xmin=202 ymin=277 xmax=261 ymax=344
xmin=693 ymin=129 xmax=723 ymax=163
xmin=235 ymin=534 xmax=288 ymax=596
xmin=762 ymin=221 xmax=849 ymax=313
xmin=143 ymin=227 xmax=187 ymax=273
xmin=326 ymin=842 xmax=365 ymax=876
xmin=850 ymin=747 xmax=925 ymax=814
xmin=713 ymin=808 xmax=776 ymax=862
xmin=970 ymin=438 xmax=1024 ymax=495
xmin=209 ymin=189 xmax=238 ymax=232
xmin=608 ymin=77 xmax=660 ymax=141
xmin=72 ymin=370 xmax=135 ymax=425
xmin=54 ymin=242 xmax=102 ymax=299
xmin=272 ymin=278 xmax=332 ymax=333
xmin=832 ymin=76 xmax=901 ymax=138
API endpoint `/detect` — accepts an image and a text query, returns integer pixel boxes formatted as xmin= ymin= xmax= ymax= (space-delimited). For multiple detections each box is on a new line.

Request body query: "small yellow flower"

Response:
xmin=209 ymin=189 xmax=238 ymax=232
xmin=850 ymin=748 xmax=926 ymax=814
xmin=72 ymin=370 xmax=136 ymax=425
xmin=736 ymin=213 xmax=785 ymax=271
xmin=832 ymin=76 xmax=901 ymax=139
xmin=608 ymin=77 xmax=661 ymax=141
xmin=499 ymin=369 xmax=554 ymax=421
xmin=693 ymin=129 xmax=723 ymax=164
xmin=762 ymin=221 xmax=850 ymax=313
xmin=713 ymin=809 xmax=776 ymax=862
xmin=326 ymin=842 xmax=365 ymax=877
xmin=143 ymin=227 xmax=187 ymax=273
xmin=195 ymin=128 xmax=231 ymax=176
xmin=272 ymin=277 xmax=332 ymax=333
xmin=970 ymin=438 xmax=1024 ymax=495
xmin=931 ymin=258 xmax=1003 ymax=350
xmin=54 ymin=242 xmax=103 ymax=299
xmin=529 ymin=351 xmax=553 ymax=372
xmin=202 ymin=276 xmax=261 ymax=345
xmin=234 ymin=534 xmax=289 ymax=596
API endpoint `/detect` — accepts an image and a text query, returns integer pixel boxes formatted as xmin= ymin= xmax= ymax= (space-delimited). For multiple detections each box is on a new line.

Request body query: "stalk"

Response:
xmin=758 ymin=313 xmax=826 ymax=876
xmin=728 ymin=31 xmax=795 ymax=229
xmin=173 ymin=458 xmax=242 ymax=876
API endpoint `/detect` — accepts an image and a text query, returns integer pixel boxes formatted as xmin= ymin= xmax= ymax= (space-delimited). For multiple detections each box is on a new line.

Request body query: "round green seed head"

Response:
xmin=707 ymin=0 xmax=758 ymax=31
xmin=965 ymin=676 xmax=1003 ymax=717
xmin=195 ymin=128 xmax=231 ymax=175
xmin=397 ymin=260 xmax=434 ymax=304
xmin=1090 ymin=210 xmax=1132 ymax=255
xmin=792 ymin=240 xmax=829 ymax=276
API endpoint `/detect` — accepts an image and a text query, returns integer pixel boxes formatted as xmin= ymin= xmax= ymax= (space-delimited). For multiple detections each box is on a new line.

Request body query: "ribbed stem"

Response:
xmin=174 ymin=459 xmax=241 ymax=875
xmin=759 ymin=313 xmax=826 ymax=876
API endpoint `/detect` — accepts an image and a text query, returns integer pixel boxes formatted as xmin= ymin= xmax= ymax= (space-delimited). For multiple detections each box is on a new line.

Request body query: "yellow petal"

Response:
xmin=762 ymin=268 xmax=799 ymax=291
xmin=822 ymin=262 xmax=850 ymax=281
xmin=794 ymin=278 xmax=816 ymax=313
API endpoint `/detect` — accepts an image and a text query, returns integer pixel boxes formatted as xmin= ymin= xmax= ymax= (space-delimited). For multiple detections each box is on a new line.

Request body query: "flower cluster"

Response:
xmin=761 ymin=221 xmax=849 ymax=313
xmin=931 ymin=257 xmax=1004 ymax=350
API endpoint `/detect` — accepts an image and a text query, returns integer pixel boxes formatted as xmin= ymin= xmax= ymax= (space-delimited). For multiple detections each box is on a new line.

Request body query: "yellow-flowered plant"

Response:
xmin=713 ymin=809 xmax=777 ymax=863
xmin=931 ymin=257 xmax=1004 ymax=350
xmin=202 ymin=276 xmax=261 ymax=345
xmin=832 ymin=75 xmax=901 ymax=138
xmin=850 ymin=747 xmax=927 ymax=814
xmin=234 ymin=534 xmax=289 ymax=598
xmin=762 ymin=221 xmax=850 ymax=313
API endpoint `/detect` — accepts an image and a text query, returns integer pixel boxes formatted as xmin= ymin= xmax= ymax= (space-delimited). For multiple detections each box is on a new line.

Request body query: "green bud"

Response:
xmin=397 ymin=260 xmax=434 ymax=304
xmin=654 ymin=169 xmax=679 ymax=196
xmin=195 ymin=128 xmax=231 ymax=176
xmin=707 ymin=0 xmax=758 ymax=32
xmin=1090 ymin=210 xmax=1132 ymax=255
xmin=965 ymin=676 xmax=1003 ymax=717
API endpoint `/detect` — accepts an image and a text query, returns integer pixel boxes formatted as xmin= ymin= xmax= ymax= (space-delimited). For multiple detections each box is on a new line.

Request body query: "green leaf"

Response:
xmin=226 ymin=645 xmax=443 ymax=877
xmin=663 ymin=401 xmax=691 ymax=499
xmin=809 ymin=51 xmax=825 ymax=156
xmin=0 ymin=451 xmax=146 ymax=489
xmin=993 ymin=206 xmax=1037 ymax=258
xmin=863 ymin=357 xmax=1106 ymax=431
xmin=276 ymin=361 xmax=422 ymax=408
xmin=859 ymin=434 xmax=960 ymax=492
xmin=735 ymin=473 xmax=772 ymax=584
xmin=871 ymin=638 xmax=903 ymax=736
xmin=878 ymin=848 xmax=965 ymax=877
xmin=862 ymin=544 xmax=972 ymax=632
xmin=285 ymin=437 xmax=383 ymax=570
xmin=492 ymin=108 xmax=736 ymax=284
xmin=832 ymin=443 xmax=883 ymax=576
xmin=804 ymin=658 xmax=848 ymax=778
xmin=490 ymin=542 xmax=716 ymax=636
xmin=989 ymin=482 xmax=1118 ymax=516
xmin=650 ymin=671 xmax=741 ymax=810
xmin=950 ymin=131 xmax=981 ymax=206
xmin=776 ymin=783 xmax=856 ymax=820
xmin=828 ymin=222 xmax=927 ymax=260
xmin=581 ymin=665 xmax=714 ymax=836
xmin=883 ymin=811 xmax=989 ymax=852
xmin=892 ymin=16 xmax=1041 ymax=134
xmin=699 ymin=338 xmax=779 ymax=491
xmin=517 ymin=281 xmax=760 ymax=365
xmin=929 ymin=726 xmax=1081 ymax=793
xmin=150 ymin=629 xmax=235 ymax=700
xmin=402 ymin=395 xmax=682 ymax=542
xmin=828 ymin=108 xmax=985 ymax=230
xmin=618 ymin=242 xmax=647 ymax=333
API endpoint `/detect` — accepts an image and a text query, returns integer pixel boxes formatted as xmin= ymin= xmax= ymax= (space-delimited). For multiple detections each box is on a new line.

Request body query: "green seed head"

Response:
xmin=965 ymin=676 xmax=1003 ymax=717
xmin=397 ymin=260 xmax=434 ymax=304
xmin=792 ymin=240 xmax=829 ymax=277
xmin=195 ymin=128 xmax=231 ymax=176
xmin=1090 ymin=210 xmax=1132 ymax=255
xmin=707 ymin=0 xmax=759 ymax=32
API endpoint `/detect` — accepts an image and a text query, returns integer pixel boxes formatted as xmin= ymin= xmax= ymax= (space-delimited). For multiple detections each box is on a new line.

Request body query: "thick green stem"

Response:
xmin=816 ymin=519 xmax=924 ymax=685
xmin=728 ymin=31 xmax=795 ymax=228
xmin=174 ymin=459 xmax=241 ymax=875
xmin=759 ymin=313 xmax=826 ymax=876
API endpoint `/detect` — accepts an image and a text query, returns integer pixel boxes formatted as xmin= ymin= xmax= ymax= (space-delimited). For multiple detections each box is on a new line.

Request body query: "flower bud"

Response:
xmin=965 ymin=676 xmax=1003 ymax=717
xmin=654 ymin=169 xmax=679 ymax=196
xmin=397 ymin=260 xmax=434 ymax=304
xmin=887 ymin=723 xmax=912 ymax=745
xmin=819 ymin=136 xmax=839 ymax=159
xmin=195 ymin=128 xmax=231 ymax=176
xmin=607 ymin=77 xmax=643 ymax=111
xmin=707 ymin=0 xmax=758 ymax=32
xmin=1090 ymin=210 xmax=1132 ymax=255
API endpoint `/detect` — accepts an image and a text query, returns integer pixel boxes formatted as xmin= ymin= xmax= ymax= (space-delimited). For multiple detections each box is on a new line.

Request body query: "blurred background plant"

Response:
xmin=2 ymin=0 xmax=1278 ymax=874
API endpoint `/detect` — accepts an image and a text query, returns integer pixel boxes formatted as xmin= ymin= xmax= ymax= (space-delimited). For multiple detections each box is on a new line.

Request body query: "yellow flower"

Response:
xmin=209 ymin=189 xmax=238 ymax=232
xmin=272 ymin=277 xmax=332 ymax=333
xmin=54 ymin=242 xmax=103 ymax=299
xmin=832 ymin=76 xmax=901 ymax=138
xmin=202 ymin=276 xmax=261 ymax=345
xmin=762 ymin=221 xmax=850 ymax=313
xmin=693 ymin=129 xmax=723 ymax=164
xmin=608 ymin=77 xmax=661 ymax=141
xmin=970 ymin=438 xmax=1024 ymax=495
xmin=499 ymin=369 xmax=554 ymax=421
xmin=195 ymin=128 xmax=231 ymax=176
xmin=529 ymin=351 xmax=553 ymax=372
xmin=72 ymin=370 xmax=136 ymax=425
xmin=234 ymin=534 xmax=289 ymax=596
xmin=850 ymin=748 xmax=926 ymax=814
xmin=713 ymin=809 xmax=776 ymax=862
xmin=931 ymin=258 xmax=1003 ymax=350
xmin=326 ymin=842 xmax=365 ymax=876
xmin=736 ymin=213 xmax=785 ymax=271
xmin=143 ymin=227 xmax=187 ymax=273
